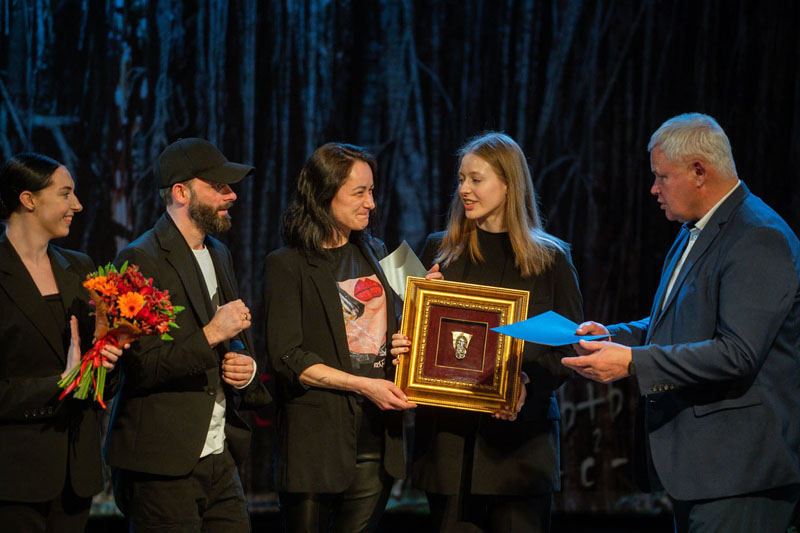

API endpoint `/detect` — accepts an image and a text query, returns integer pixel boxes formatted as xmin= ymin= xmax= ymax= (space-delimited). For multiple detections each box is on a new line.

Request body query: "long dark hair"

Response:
xmin=0 ymin=153 xmax=62 ymax=219
xmin=281 ymin=143 xmax=377 ymax=254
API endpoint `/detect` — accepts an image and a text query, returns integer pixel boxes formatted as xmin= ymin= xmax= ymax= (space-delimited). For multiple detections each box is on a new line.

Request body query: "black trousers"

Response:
xmin=114 ymin=447 xmax=250 ymax=532
xmin=424 ymin=425 xmax=552 ymax=533
xmin=671 ymin=484 xmax=800 ymax=533
xmin=279 ymin=456 xmax=392 ymax=533
xmin=0 ymin=480 xmax=91 ymax=533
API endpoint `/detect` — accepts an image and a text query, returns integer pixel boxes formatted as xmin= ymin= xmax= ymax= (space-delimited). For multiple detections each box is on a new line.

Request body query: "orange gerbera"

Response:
xmin=117 ymin=292 xmax=146 ymax=319
xmin=84 ymin=275 xmax=118 ymax=296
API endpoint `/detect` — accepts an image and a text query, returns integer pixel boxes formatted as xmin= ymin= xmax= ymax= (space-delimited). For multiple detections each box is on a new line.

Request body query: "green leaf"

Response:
xmin=57 ymin=365 xmax=81 ymax=388
xmin=172 ymin=305 xmax=185 ymax=313
xmin=119 ymin=260 xmax=128 ymax=274
xmin=96 ymin=365 xmax=107 ymax=401
xmin=75 ymin=370 xmax=93 ymax=400
xmin=160 ymin=333 xmax=174 ymax=341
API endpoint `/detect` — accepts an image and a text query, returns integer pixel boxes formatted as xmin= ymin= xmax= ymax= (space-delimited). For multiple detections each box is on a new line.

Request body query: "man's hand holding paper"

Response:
xmin=560 ymin=320 xmax=632 ymax=384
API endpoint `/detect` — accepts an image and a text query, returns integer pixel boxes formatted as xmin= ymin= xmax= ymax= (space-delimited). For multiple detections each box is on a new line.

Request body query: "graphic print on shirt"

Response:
xmin=337 ymin=275 xmax=387 ymax=373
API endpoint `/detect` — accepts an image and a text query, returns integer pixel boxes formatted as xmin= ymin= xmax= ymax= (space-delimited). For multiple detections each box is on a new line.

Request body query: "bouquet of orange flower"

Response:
xmin=58 ymin=262 xmax=184 ymax=408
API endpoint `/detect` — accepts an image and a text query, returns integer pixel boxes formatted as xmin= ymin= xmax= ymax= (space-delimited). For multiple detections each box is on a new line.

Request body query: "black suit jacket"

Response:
xmin=105 ymin=213 xmax=269 ymax=476
xmin=412 ymin=232 xmax=583 ymax=496
xmin=264 ymin=235 xmax=405 ymax=493
xmin=0 ymin=233 xmax=115 ymax=501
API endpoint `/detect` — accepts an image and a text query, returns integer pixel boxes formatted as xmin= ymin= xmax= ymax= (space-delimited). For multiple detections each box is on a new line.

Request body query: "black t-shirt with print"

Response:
xmin=327 ymin=241 xmax=388 ymax=456
xmin=327 ymin=242 xmax=388 ymax=379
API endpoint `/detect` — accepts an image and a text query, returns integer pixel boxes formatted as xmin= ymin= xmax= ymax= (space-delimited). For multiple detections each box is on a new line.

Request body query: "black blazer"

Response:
xmin=412 ymin=231 xmax=583 ymax=496
xmin=0 ymin=233 xmax=114 ymax=501
xmin=264 ymin=234 xmax=405 ymax=493
xmin=105 ymin=213 xmax=270 ymax=476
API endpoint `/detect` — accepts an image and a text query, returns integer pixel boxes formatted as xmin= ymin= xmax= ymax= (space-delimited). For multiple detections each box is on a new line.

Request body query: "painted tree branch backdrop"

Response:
xmin=2 ymin=0 xmax=798 ymax=513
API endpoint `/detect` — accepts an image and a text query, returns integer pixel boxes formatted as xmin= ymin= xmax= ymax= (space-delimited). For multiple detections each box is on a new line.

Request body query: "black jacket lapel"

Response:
xmin=356 ymin=238 xmax=401 ymax=379
xmin=207 ymin=239 xmax=233 ymax=307
xmin=50 ymin=246 xmax=87 ymax=320
xmin=306 ymin=251 xmax=352 ymax=371
xmin=0 ymin=235 xmax=66 ymax=363
xmin=206 ymin=238 xmax=255 ymax=356
xmin=155 ymin=214 xmax=212 ymax=326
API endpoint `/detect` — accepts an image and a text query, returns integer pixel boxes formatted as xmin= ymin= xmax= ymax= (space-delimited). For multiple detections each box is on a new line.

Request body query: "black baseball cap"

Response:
xmin=156 ymin=138 xmax=254 ymax=188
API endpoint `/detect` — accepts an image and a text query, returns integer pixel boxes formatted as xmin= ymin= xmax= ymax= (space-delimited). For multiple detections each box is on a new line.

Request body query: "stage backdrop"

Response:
xmin=2 ymin=0 xmax=799 ymax=514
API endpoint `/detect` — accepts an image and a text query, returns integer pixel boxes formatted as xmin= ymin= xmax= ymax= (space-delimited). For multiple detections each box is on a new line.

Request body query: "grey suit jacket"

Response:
xmin=609 ymin=183 xmax=800 ymax=500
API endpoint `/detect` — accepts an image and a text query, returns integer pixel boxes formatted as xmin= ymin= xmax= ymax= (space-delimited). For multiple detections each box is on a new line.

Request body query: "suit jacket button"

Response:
xmin=207 ymin=388 xmax=215 ymax=396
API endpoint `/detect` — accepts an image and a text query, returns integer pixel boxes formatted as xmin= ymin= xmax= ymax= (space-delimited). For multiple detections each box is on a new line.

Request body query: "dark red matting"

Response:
xmin=421 ymin=304 xmax=502 ymax=385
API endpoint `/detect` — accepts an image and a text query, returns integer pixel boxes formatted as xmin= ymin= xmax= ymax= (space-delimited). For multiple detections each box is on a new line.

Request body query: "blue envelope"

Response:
xmin=491 ymin=310 xmax=609 ymax=346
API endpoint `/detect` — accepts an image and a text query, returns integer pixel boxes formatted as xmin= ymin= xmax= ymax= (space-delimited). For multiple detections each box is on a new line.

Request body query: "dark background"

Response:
xmin=2 ymin=0 xmax=798 ymax=517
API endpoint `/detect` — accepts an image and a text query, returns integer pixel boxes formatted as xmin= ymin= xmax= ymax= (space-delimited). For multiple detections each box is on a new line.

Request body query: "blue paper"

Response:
xmin=491 ymin=310 xmax=609 ymax=346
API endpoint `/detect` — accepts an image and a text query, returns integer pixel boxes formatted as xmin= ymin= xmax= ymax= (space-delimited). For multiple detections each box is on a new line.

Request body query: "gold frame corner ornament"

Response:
xmin=394 ymin=277 xmax=529 ymax=413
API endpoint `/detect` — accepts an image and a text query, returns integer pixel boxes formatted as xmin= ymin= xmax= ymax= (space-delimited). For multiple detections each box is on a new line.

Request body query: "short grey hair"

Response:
xmin=648 ymin=113 xmax=738 ymax=178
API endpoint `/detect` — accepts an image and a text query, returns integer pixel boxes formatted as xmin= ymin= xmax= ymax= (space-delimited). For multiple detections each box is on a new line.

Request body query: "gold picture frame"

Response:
xmin=394 ymin=277 xmax=529 ymax=413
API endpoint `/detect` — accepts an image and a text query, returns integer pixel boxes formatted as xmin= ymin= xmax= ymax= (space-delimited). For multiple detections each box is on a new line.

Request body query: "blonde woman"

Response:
xmin=393 ymin=132 xmax=583 ymax=532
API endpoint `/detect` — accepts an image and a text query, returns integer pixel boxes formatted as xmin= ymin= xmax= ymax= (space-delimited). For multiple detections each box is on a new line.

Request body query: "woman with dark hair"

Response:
xmin=0 ymin=153 xmax=124 ymax=531
xmin=264 ymin=143 xmax=415 ymax=532
xmin=393 ymin=132 xmax=583 ymax=532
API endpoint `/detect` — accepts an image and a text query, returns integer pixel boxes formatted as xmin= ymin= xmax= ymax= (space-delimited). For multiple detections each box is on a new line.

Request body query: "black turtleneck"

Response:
xmin=461 ymin=227 xmax=513 ymax=287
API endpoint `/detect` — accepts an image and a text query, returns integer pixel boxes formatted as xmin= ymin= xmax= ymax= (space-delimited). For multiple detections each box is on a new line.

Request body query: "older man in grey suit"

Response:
xmin=563 ymin=113 xmax=800 ymax=532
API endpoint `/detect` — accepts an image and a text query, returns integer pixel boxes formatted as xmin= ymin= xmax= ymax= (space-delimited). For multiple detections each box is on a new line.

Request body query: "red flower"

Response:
xmin=60 ymin=262 xmax=183 ymax=409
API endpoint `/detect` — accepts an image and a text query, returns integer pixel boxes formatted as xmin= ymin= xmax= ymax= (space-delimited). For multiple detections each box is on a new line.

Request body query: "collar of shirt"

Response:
xmin=690 ymin=179 xmax=741 ymax=232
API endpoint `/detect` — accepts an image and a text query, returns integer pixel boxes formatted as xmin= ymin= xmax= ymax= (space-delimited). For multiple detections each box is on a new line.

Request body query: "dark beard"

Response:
xmin=189 ymin=198 xmax=232 ymax=234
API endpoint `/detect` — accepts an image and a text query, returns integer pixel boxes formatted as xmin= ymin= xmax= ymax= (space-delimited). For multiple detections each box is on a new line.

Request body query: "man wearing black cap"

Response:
xmin=106 ymin=138 xmax=270 ymax=531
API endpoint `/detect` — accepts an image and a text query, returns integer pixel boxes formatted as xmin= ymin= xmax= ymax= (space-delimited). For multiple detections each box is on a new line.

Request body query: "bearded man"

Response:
xmin=106 ymin=138 xmax=270 ymax=531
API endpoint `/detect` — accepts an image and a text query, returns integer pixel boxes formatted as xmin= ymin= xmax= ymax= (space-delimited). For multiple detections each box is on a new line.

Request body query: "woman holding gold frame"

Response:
xmin=393 ymin=132 xmax=583 ymax=532
xmin=264 ymin=143 xmax=415 ymax=532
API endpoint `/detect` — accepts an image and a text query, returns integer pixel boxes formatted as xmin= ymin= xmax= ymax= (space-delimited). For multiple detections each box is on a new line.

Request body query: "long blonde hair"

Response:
xmin=436 ymin=132 xmax=567 ymax=278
